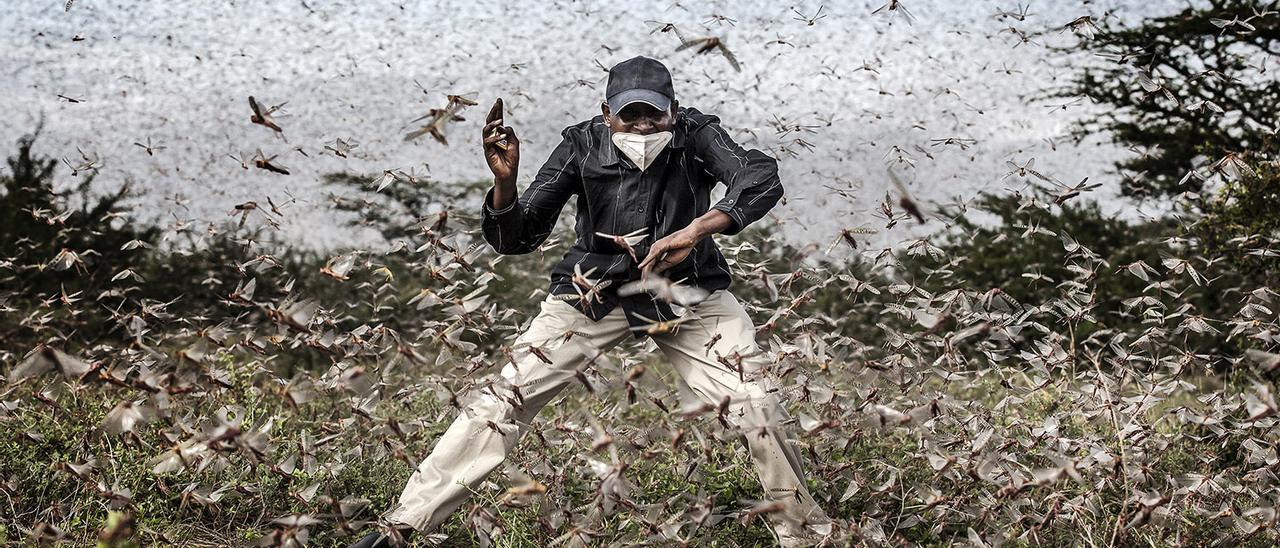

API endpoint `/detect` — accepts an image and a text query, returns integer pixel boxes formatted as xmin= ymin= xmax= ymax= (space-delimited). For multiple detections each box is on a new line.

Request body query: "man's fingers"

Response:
xmin=483 ymin=121 xmax=504 ymax=140
xmin=640 ymin=244 xmax=664 ymax=267
xmin=653 ymin=247 xmax=689 ymax=275
xmin=482 ymin=123 xmax=514 ymax=141
xmin=640 ymin=256 xmax=660 ymax=276
xmin=642 ymin=259 xmax=660 ymax=279
xmin=653 ymin=254 xmax=676 ymax=274
xmin=487 ymin=98 xmax=504 ymax=124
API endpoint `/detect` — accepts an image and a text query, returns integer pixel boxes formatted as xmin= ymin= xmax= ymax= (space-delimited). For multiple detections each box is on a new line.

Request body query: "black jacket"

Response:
xmin=481 ymin=106 xmax=783 ymax=338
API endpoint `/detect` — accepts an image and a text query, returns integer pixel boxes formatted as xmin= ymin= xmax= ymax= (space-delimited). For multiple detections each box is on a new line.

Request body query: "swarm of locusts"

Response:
xmin=5 ymin=2 xmax=1280 ymax=547
xmin=6 ymin=145 xmax=1280 ymax=546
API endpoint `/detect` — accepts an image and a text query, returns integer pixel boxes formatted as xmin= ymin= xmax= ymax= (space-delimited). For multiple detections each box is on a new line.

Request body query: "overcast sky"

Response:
xmin=2 ymin=0 xmax=1192 ymax=254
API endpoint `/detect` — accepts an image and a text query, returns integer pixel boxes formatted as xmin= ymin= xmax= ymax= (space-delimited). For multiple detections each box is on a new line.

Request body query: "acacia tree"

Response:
xmin=1051 ymin=0 xmax=1278 ymax=198
xmin=0 ymin=121 xmax=165 ymax=347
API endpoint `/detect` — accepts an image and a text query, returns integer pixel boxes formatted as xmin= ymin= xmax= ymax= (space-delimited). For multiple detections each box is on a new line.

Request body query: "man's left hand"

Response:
xmin=639 ymin=226 xmax=702 ymax=277
xmin=638 ymin=210 xmax=732 ymax=278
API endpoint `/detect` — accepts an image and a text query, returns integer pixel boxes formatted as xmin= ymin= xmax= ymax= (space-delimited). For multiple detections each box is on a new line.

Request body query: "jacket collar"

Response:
xmin=597 ymin=108 xmax=689 ymax=168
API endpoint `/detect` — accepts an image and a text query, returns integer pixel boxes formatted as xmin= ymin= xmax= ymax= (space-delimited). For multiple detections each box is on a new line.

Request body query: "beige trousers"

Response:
xmin=386 ymin=289 xmax=829 ymax=543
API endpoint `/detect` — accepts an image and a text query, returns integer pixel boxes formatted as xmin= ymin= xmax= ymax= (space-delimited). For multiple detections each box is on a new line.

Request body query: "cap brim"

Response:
xmin=607 ymin=89 xmax=671 ymax=113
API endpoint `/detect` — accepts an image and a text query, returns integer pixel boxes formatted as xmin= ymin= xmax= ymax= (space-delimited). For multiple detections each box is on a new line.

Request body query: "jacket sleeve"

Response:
xmin=481 ymin=127 xmax=580 ymax=254
xmin=689 ymin=116 xmax=784 ymax=236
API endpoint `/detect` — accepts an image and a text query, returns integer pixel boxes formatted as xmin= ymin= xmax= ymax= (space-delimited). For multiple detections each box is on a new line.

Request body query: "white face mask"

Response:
xmin=610 ymin=130 xmax=673 ymax=171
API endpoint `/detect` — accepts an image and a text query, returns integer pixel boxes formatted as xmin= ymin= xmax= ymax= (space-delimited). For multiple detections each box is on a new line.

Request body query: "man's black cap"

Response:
xmin=606 ymin=56 xmax=675 ymax=113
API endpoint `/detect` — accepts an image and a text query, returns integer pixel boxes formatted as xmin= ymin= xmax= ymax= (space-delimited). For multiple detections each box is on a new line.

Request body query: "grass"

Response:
xmin=2 ymin=337 xmax=1275 ymax=547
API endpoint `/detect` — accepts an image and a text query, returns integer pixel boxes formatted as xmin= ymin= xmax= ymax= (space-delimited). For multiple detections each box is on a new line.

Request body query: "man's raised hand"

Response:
xmin=482 ymin=98 xmax=520 ymax=211
xmin=482 ymin=98 xmax=519 ymax=185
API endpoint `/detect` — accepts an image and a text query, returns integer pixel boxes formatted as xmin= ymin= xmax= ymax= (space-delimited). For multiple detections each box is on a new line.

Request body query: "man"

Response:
xmin=352 ymin=55 xmax=832 ymax=548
